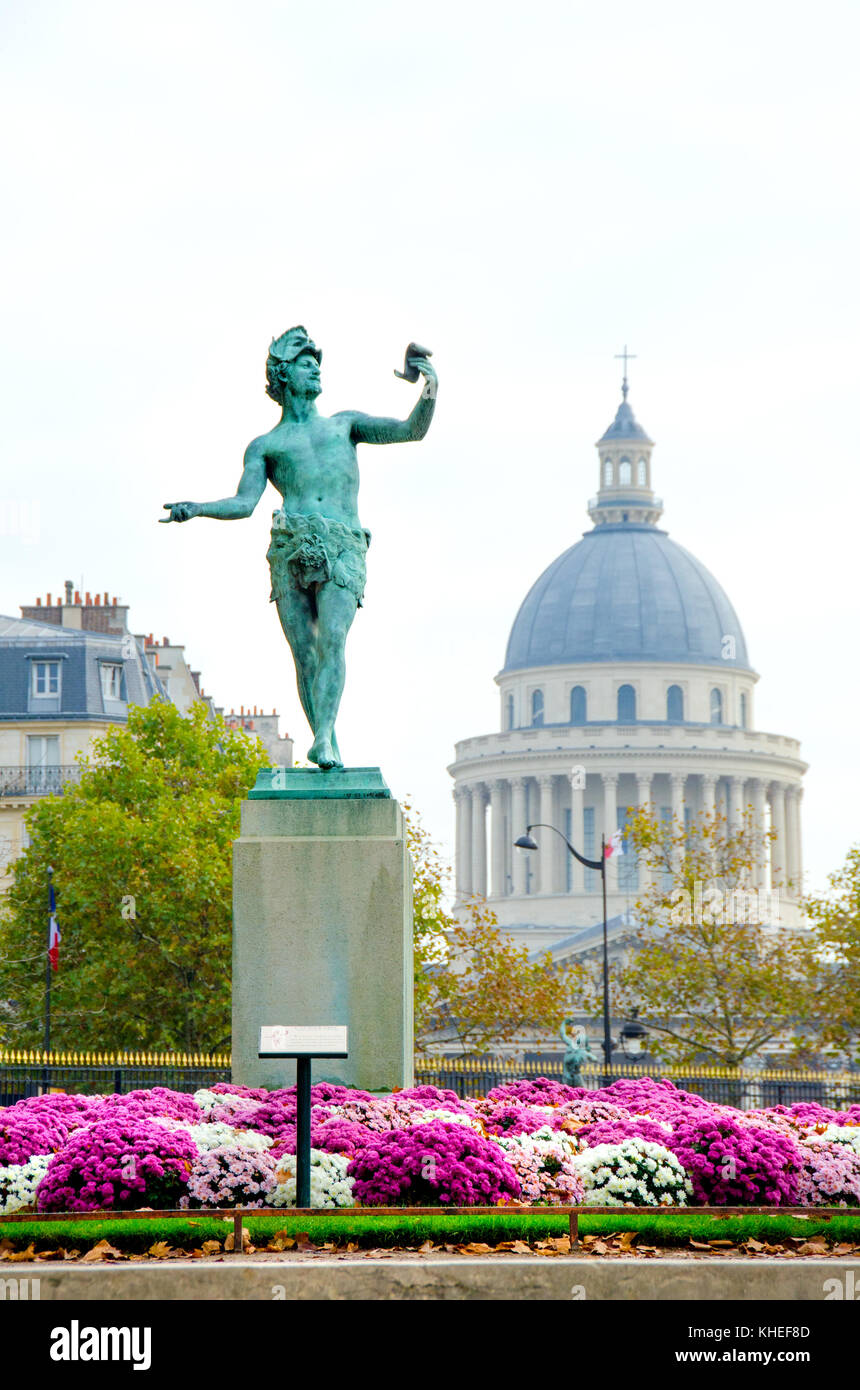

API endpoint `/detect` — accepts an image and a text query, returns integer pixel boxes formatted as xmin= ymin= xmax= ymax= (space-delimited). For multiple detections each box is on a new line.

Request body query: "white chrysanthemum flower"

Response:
xmin=0 ymin=1155 xmax=52 ymax=1214
xmin=268 ymin=1148 xmax=356 ymax=1209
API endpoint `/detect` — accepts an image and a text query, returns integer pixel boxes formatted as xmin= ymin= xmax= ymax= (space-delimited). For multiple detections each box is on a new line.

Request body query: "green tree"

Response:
xmin=565 ymin=805 xmax=817 ymax=1067
xmin=0 ymin=701 xmax=268 ymax=1051
xmin=803 ymin=845 xmax=860 ymax=1063
xmin=407 ymin=805 xmax=567 ymax=1055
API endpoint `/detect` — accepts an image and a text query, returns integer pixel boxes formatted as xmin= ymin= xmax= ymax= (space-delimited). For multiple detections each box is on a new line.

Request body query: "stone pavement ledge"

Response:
xmin=27 ymin=1258 xmax=858 ymax=1301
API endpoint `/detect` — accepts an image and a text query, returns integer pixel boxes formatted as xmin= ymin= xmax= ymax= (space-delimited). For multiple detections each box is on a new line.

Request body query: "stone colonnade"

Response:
xmin=454 ymin=771 xmax=803 ymax=899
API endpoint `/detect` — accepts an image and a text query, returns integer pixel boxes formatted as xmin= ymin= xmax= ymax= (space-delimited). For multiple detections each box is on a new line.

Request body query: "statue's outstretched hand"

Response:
xmin=411 ymin=354 xmax=438 ymax=400
xmin=160 ymin=502 xmax=199 ymax=523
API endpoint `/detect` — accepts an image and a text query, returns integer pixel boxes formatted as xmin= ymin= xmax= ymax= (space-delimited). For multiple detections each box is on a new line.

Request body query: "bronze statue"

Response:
xmin=560 ymin=1017 xmax=594 ymax=1088
xmin=161 ymin=327 xmax=437 ymax=769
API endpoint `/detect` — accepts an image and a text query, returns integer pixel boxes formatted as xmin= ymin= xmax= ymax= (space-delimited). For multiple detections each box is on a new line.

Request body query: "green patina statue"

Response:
xmin=161 ymin=327 xmax=437 ymax=769
xmin=560 ymin=1017 xmax=594 ymax=1088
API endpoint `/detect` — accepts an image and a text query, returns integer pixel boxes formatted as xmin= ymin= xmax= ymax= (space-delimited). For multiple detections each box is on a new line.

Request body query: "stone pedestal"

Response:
xmin=232 ymin=779 xmax=413 ymax=1091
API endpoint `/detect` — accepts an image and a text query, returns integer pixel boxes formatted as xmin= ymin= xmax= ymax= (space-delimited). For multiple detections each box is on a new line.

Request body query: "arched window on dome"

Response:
xmin=666 ymin=685 xmax=684 ymax=722
xmin=710 ymin=688 xmax=723 ymax=724
xmin=603 ymin=459 xmax=613 ymax=485
xmin=637 ymin=457 xmax=647 ymax=486
xmin=531 ymin=689 xmax=544 ymax=727
xmin=617 ymin=684 xmax=636 ymax=722
xmin=619 ymin=458 xmax=632 ymax=485
xmin=570 ymin=685 xmax=587 ymax=724
xmin=740 ymin=692 xmax=748 ymax=729
xmin=506 ymin=693 xmax=515 ymax=730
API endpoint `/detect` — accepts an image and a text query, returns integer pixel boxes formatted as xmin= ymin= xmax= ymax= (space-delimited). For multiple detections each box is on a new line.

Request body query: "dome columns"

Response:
xmin=452 ymin=767 xmax=802 ymax=908
xmin=454 ymin=784 xmax=472 ymax=899
xmin=749 ymin=779 xmax=768 ymax=889
xmin=510 ymin=778 xmax=528 ymax=894
xmin=785 ymin=785 xmax=804 ymax=897
xmin=769 ymin=782 xmax=787 ymax=891
xmin=488 ymin=780 xmax=507 ymax=898
xmin=470 ymin=783 xmax=488 ymax=898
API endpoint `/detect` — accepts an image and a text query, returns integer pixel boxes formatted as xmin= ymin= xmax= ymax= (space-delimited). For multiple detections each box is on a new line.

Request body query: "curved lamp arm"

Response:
xmin=517 ymin=823 xmax=604 ymax=873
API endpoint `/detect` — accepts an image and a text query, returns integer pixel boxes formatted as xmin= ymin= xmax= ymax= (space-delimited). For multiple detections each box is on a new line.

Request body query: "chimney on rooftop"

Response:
xmin=36 ymin=597 xmax=41 ymax=606
xmin=95 ymin=594 xmax=101 ymax=606
xmin=64 ymin=581 xmax=73 ymax=604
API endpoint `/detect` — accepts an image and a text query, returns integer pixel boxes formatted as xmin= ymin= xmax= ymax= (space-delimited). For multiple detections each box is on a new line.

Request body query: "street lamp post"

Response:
xmin=514 ymin=822 xmax=614 ymax=1085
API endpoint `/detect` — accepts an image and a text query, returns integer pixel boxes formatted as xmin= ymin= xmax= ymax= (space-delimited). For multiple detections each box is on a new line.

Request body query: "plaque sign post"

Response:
xmin=259 ymin=1025 xmax=348 ymax=1208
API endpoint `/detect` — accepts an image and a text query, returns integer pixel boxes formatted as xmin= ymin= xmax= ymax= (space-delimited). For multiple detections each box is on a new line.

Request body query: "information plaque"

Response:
xmin=259 ymin=1025 xmax=348 ymax=1058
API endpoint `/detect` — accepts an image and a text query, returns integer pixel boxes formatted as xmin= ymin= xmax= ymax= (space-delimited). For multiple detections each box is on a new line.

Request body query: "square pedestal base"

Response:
xmin=232 ymin=793 xmax=413 ymax=1091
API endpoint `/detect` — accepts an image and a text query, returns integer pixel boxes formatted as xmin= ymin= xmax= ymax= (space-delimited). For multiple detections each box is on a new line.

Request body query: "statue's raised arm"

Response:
xmin=345 ymin=347 xmax=437 ymax=445
xmin=159 ymin=326 xmax=437 ymax=771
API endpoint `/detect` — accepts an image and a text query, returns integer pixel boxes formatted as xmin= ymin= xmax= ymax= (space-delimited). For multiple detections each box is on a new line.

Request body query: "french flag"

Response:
xmin=604 ymin=829 xmax=625 ymax=860
xmin=48 ymin=879 xmax=61 ymax=972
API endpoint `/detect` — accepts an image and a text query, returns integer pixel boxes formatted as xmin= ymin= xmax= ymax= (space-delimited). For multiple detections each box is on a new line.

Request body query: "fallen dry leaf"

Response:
xmin=832 ymin=1243 xmax=859 ymax=1256
xmin=266 ymin=1232 xmax=295 ymax=1253
xmin=294 ymin=1231 xmax=314 ymax=1251
xmin=3 ymin=1243 xmax=36 ymax=1262
xmin=147 ymin=1241 xmax=174 ymax=1259
xmin=455 ymin=1242 xmax=492 ymax=1254
xmin=708 ymin=1240 xmax=735 ymax=1248
xmin=795 ymin=1238 xmax=830 ymax=1256
xmin=60 ymin=1248 xmax=81 ymax=1261
xmin=496 ymin=1240 xmax=532 ymax=1254
xmin=616 ymin=1231 xmax=639 ymax=1251
xmin=200 ymin=1239 xmax=222 ymax=1256
xmin=636 ymin=1245 xmax=658 ymax=1255
xmin=81 ymin=1240 xmax=123 ymax=1263
xmin=346 ymin=1241 xmax=360 ymax=1253
xmin=689 ymin=1239 xmax=712 ymax=1250
xmin=743 ymin=1238 xmax=765 ymax=1253
xmin=224 ymin=1230 xmax=254 ymax=1253
xmin=0 ymin=1238 xmax=16 ymax=1260
xmin=416 ymin=1241 xmax=435 ymax=1254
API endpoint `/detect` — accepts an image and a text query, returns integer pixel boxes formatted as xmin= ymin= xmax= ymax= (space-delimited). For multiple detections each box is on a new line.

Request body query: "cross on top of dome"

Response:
xmin=615 ymin=344 xmax=636 ymax=401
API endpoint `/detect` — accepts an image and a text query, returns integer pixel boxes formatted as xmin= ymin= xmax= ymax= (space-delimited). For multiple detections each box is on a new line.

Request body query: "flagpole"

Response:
xmin=44 ymin=865 xmax=53 ymax=1091
xmin=44 ymin=861 xmax=53 ymax=1045
xmin=601 ymin=835 xmax=612 ymax=1087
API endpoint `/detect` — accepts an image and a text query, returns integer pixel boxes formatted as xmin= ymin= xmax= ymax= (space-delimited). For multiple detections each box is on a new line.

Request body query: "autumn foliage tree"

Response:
xmin=407 ymin=805 xmax=567 ymax=1055
xmin=565 ymin=805 xmax=817 ymax=1067
xmin=0 ymin=701 xmax=268 ymax=1052
xmin=803 ymin=844 xmax=860 ymax=1063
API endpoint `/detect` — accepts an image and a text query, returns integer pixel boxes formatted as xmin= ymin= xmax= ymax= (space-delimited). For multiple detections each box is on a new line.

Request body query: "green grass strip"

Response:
xmin=1 ymin=1209 xmax=858 ymax=1252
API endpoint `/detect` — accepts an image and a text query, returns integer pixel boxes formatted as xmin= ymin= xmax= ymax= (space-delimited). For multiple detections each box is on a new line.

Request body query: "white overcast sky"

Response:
xmin=1 ymin=1 xmax=857 ymax=897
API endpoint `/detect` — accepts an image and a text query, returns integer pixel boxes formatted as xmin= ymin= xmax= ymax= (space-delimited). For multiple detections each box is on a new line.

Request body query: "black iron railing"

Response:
xmin=0 ymin=766 xmax=83 ymax=797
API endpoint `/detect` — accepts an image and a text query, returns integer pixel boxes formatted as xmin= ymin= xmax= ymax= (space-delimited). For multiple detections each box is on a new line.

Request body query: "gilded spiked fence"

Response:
xmin=0 ymin=1047 xmax=231 ymax=1103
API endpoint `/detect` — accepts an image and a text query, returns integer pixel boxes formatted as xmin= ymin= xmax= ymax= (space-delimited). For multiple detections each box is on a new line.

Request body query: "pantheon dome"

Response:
xmin=448 ymin=377 xmax=807 ymax=954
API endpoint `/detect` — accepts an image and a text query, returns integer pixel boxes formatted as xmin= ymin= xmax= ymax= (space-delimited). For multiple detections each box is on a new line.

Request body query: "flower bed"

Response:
xmin=1 ymin=1075 xmax=858 ymax=1213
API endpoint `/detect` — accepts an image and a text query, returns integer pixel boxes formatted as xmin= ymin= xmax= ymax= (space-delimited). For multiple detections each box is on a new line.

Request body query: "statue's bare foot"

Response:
xmin=308 ymin=735 xmax=342 ymax=770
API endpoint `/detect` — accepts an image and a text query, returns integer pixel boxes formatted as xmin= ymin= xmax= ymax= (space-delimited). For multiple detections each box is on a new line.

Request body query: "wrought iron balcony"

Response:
xmin=0 ymin=765 xmax=83 ymax=797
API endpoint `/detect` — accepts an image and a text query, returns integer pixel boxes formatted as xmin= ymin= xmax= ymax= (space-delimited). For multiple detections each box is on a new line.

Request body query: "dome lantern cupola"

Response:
xmin=589 ymin=349 xmax=663 ymax=527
